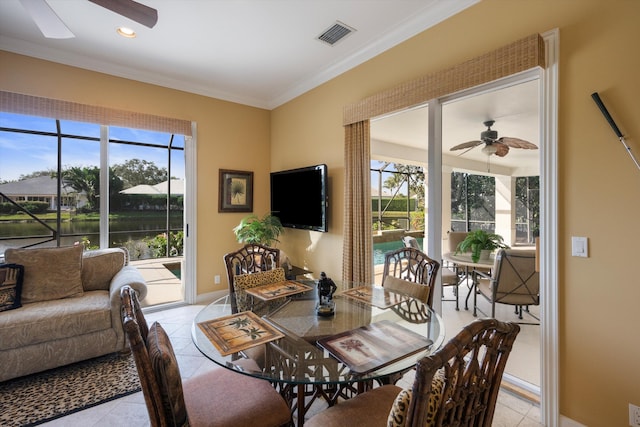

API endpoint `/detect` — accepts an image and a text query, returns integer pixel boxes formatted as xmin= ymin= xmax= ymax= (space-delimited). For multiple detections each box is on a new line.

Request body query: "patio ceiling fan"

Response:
xmin=450 ymin=120 xmax=538 ymax=157
xmin=20 ymin=0 xmax=158 ymax=39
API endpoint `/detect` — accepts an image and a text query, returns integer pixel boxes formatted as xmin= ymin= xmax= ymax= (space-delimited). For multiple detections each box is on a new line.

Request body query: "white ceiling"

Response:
xmin=0 ymin=0 xmax=539 ymax=175
xmin=0 ymin=0 xmax=478 ymax=109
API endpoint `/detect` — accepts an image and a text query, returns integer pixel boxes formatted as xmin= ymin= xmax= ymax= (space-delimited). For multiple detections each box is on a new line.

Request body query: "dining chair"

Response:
xmin=473 ymin=248 xmax=539 ymax=322
xmin=233 ymin=267 xmax=287 ymax=315
xmin=120 ymin=286 xmax=291 ymax=427
xmin=223 ymin=243 xmax=280 ymax=312
xmin=304 ymin=318 xmax=520 ymax=427
xmin=382 ymin=246 xmax=439 ymax=308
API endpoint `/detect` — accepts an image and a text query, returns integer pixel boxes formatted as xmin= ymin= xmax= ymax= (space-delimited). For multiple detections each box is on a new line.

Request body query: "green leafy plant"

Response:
xmin=145 ymin=231 xmax=184 ymax=257
xmin=233 ymin=213 xmax=284 ymax=246
xmin=456 ymin=229 xmax=509 ymax=263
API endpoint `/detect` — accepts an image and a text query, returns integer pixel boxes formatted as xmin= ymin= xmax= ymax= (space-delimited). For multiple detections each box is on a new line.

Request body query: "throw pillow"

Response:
xmin=81 ymin=248 xmax=127 ymax=291
xmin=386 ymin=370 xmax=446 ymax=427
xmin=147 ymin=322 xmax=188 ymax=426
xmin=4 ymin=245 xmax=84 ymax=303
xmin=0 ymin=263 xmax=24 ymax=312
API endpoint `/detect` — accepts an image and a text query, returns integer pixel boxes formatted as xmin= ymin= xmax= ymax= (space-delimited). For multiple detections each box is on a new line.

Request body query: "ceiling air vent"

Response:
xmin=317 ymin=21 xmax=355 ymax=46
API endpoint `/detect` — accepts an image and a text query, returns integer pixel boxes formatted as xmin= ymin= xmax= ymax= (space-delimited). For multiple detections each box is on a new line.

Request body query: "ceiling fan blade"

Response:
xmin=493 ymin=142 xmax=510 ymax=157
xmin=450 ymin=140 xmax=483 ymax=151
xmin=498 ymin=137 xmax=538 ymax=149
xmin=89 ymin=0 xmax=158 ymax=28
xmin=20 ymin=0 xmax=75 ymax=39
xmin=456 ymin=144 xmax=481 ymax=157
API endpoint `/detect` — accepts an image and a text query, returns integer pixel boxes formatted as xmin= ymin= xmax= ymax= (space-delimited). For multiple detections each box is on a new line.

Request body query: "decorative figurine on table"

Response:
xmin=316 ymin=271 xmax=337 ymax=317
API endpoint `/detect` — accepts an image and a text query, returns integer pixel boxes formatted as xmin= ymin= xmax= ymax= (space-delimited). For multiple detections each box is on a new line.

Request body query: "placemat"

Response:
xmin=197 ymin=311 xmax=284 ymax=356
xmin=245 ymin=280 xmax=314 ymax=301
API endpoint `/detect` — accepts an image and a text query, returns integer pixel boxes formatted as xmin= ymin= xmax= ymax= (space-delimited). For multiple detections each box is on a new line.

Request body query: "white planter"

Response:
xmin=479 ymin=249 xmax=492 ymax=261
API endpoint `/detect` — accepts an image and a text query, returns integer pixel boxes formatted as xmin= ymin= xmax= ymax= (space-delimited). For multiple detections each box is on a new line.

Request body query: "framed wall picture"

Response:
xmin=219 ymin=169 xmax=253 ymax=212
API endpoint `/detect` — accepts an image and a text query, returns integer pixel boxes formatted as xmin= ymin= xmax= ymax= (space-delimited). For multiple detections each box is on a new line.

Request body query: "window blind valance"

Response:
xmin=0 ymin=91 xmax=192 ymax=136
xmin=343 ymin=33 xmax=545 ymax=125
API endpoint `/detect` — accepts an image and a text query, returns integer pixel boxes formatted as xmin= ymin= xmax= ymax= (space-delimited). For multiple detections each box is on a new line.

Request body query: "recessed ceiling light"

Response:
xmin=116 ymin=27 xmax=136 ymax=38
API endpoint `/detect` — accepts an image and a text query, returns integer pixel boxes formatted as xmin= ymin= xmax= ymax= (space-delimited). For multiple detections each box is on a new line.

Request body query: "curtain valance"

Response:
xmin=0 ymin=91 xmax=192 ymax=136
xmin=343 ymin=33 xmax=545 ymax=125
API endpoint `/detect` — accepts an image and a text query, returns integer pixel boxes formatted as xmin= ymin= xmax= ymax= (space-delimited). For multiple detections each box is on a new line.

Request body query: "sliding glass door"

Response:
xmin=0 ymin=112 xmax=187 ymax=306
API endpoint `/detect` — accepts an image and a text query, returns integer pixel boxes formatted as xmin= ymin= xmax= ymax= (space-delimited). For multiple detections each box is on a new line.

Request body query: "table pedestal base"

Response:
xmin=275 ymin=381 xmax=372 ymax=426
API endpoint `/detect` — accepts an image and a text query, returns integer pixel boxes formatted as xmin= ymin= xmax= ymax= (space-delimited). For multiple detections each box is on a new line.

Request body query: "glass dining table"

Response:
xmin=191 ymin=279 xmax=445 ymax=426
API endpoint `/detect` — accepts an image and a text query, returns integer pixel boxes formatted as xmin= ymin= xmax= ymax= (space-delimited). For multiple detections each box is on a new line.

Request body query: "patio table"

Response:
xmin=442 ymin=252 xmax=494 ymax=310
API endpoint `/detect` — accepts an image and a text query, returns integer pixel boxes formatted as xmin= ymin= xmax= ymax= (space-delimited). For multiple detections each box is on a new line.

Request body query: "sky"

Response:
xmin=0 ymin=112 xmax=185 ymax=183
xmin=1 ymin=112 xmax=403 ymax=192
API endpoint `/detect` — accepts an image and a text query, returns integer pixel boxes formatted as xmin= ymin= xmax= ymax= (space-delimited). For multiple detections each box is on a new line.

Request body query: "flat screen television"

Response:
xmin=270 ymin=164 xmax=328 ymax=232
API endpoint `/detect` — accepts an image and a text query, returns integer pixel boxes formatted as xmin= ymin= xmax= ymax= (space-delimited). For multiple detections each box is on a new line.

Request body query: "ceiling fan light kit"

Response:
xmin=481 ymin=144 xmax=498 ymax=156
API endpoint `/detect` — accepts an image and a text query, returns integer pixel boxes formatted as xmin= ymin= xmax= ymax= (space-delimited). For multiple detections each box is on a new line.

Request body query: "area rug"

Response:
xmin=0 ymin=352 xmax=141 ymax=427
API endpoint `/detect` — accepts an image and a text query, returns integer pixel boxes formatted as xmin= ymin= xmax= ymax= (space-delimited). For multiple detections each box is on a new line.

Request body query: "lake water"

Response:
xmin=0 ymin=217 xmax=183 ymax=251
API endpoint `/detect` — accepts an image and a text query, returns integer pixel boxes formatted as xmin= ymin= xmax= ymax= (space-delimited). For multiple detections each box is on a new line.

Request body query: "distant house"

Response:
xmin=0 ymin=176 xmax=86 ymax=210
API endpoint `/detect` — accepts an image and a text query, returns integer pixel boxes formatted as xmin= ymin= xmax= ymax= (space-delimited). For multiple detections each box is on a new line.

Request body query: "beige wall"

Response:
xmin=272 ymin=0 xmax=640 ymax=425
xmin=2 ymin=0 xmax=640 ymax=424
xmin=0 ymin=50 xmax=272 ymax=298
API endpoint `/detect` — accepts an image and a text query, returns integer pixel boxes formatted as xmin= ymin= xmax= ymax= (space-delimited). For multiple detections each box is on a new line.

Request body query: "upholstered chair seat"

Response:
xmin=181 ymin=366 xmax=290 ymax=427
xmin=304 ymin=385 xmax=402 ymax=427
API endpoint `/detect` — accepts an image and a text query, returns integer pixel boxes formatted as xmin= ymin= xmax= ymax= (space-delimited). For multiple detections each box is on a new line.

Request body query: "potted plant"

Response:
xmin=233 ymin=212 xmax=284 ymax=246
xmin=456 ymin=229 xmax=509 ymax=263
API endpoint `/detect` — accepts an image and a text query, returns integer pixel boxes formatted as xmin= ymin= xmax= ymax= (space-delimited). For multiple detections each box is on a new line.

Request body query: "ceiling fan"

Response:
xmin=20 ymin=0 xmax=158 ymax=39
xmin=450 ymin=120 xmax=538 ymax=157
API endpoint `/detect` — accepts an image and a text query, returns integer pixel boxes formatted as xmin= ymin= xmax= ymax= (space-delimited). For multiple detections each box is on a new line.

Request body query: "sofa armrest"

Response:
xmin=109 ymin=266 xmax=147 ymax=304
xmin=109 ymin=266 xmax=148 ymax=349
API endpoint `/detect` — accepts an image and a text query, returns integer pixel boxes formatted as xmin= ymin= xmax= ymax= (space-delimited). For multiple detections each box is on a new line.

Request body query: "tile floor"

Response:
xmin=38 ymin=302 xmax=543 ymax=427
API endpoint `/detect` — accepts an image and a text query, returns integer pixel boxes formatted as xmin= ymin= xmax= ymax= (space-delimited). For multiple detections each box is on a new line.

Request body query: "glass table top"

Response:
xmin=192 ymin=280 xmax=445 ymax=386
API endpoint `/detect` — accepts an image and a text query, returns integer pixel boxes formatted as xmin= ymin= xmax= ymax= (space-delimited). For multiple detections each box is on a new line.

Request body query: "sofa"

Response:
xmin=0 ymin=245 xmax=147 ymax=382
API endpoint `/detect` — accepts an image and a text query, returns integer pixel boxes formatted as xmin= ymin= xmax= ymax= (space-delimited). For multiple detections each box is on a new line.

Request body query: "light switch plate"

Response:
xmin=571 ymin=236 xmax=588 ymax=257
xmin=630 ymin=403 xmax=640 ymax=427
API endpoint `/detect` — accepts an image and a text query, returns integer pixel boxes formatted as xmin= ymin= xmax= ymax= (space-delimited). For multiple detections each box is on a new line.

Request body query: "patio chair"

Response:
xmin=120 ymin=286 xmax=291 ymax=427
xmin=474 ymin=248 xmax=539 ymax=322
xmin=304 ymin=318 xmax=520 ymax=427
xmin=440 ymin=231 xmax=469 ymax=310
xmin=404 ymin=233 xmax=466 ymax=310
xmin=224 ymin=244 xmax=280 ymax=312
xmin=382 ymin=247 xmax=439 ymax=308
xmin=401 ymin=235 xmax=421 ymax=249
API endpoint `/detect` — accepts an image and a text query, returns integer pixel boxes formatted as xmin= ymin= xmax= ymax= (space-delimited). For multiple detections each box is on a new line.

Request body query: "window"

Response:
xmin=0 ymin=112 xmax=184 ymax=260
xmin=450 ymin=172 xmax=496 ymax=232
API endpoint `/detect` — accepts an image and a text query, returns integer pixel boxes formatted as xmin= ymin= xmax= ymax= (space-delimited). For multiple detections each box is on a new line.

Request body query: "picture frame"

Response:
xmin=219 ymin=169 xmax=253 ymax=212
